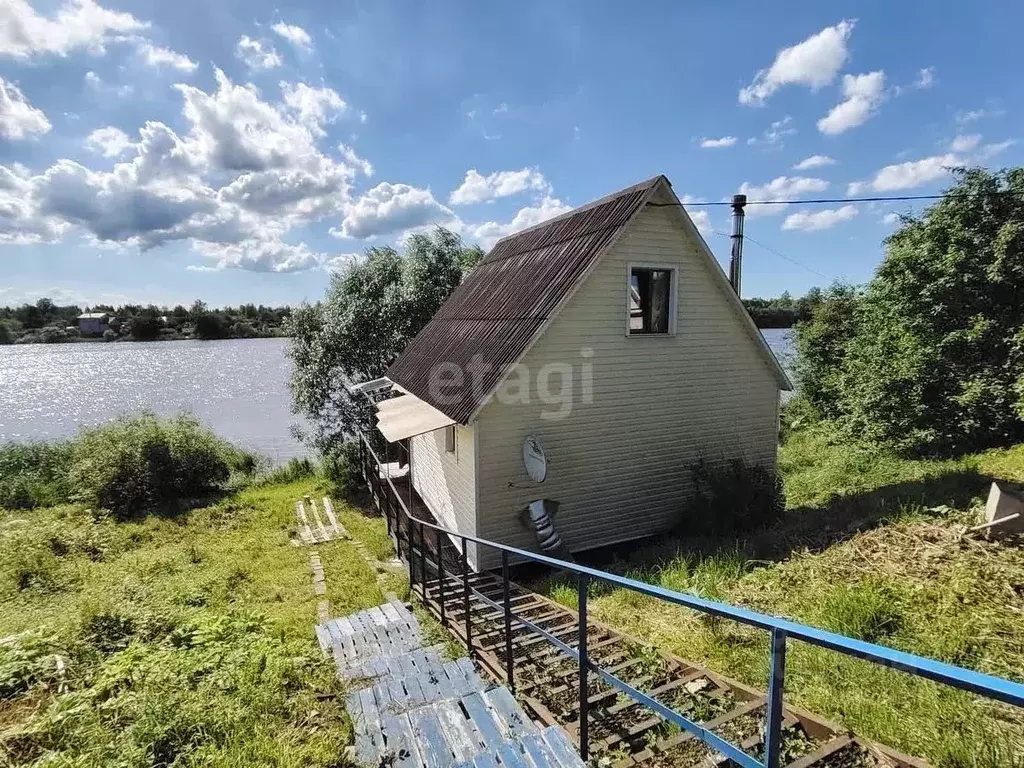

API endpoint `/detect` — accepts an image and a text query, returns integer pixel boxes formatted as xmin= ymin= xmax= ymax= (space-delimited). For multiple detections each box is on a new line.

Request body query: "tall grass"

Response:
xmin=0 ymin=442 xmax=73 ymax=509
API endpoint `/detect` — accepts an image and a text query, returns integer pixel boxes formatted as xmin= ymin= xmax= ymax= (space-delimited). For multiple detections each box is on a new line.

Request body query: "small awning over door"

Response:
xmin=375 ymin=392 xmax=457 ymax=443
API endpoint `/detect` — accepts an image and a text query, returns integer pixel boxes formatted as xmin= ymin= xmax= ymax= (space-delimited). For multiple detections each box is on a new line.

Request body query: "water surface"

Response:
xmin=0 ymin=338 xmax=306 ymax=461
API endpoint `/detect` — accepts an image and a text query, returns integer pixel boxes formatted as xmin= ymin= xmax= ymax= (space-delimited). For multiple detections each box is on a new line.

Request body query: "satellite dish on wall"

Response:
xmin=522 ymin=435 xmax=547 ymax=483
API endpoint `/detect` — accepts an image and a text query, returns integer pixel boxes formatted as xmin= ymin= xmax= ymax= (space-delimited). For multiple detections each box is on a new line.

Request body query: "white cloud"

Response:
xmin=782 ymin=205 xmax=857 ymax=231
xmin=192 ymin=238 xmax=321 ymax=272
xmin=84 ymin=70 xmax=132 ymax=97
xmin=281 ymin=82 xmax=347 ymax=135
xmin=977 ymin=139 xmax=1015 ymax=160
xmin=338 ymin=144 xmax=373 ymax=177
xmin=271 ymin=22 xmax=312 ymax=50
xmin=699 ymin=136 xmax=737 ymax=149
xmin=847 ymin=154 xmax=959 ymax=194
xmin=747 ymin=116 xmax=796 ymax=147
xmin=956 ymin=107 xmax=1003 ymax=125
xmin=913 ymin=66 xmax=935 ymax=90
xmin=0 ymin=165 xmax=68 ymax=244
xmin=793 ymin=155 xmax=836 ymax=170
xmin=679 ymin=195 xmax=712 ymax=233
xmin=469 ymin=196 xmax=573 ymax=250
xmin=0 ymin=71 xmax=369 ymax=272
xmin=0 ymin=0 xmax=147 ymax=59
xmin=136 ymin=42 xmax=197 ymax=72
xmin=817 ymin=71 xmax=886 ymax=135
xmin=882 ymin=212 xmax=900 ymax=225
xmin=0 ymin=77 xmax=51 ymax=139
xmin=85 ymin=126 xmax=131 ymax=157
xmin=323 ymin=252 xmax=360 ymax=272
xmin=738 ymin=176 xmax=829 ymax=217
xmin=949 ymin=134 xmax=981 ymax=153
xmin=739 ymin=20 xmax=855 ymax=105
xmin=449 ymin=168 xmax=550 ymax=205
xmin=235 ymin=35 xmax=282 ymax=71
xmin=337 ymin=183 xmax=456 ymax=239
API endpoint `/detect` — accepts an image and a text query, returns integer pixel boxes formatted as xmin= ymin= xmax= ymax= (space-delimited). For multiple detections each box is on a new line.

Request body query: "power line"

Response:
xmin=651 ymin=190 xmax=1022 ymax=208
xmin=711 ymin=229 xmax=833 ymax=281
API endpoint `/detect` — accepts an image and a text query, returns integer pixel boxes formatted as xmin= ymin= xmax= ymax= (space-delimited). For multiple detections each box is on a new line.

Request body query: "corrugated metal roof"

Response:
xmin=387 ymin=175 xmax=665 ymax=424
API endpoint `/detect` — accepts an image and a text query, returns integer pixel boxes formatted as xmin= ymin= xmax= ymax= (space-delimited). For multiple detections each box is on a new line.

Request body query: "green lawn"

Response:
xmin=0 ymin=479 xmax=391 ymax=767
xmin=540 ymin=429 xmax=1024 ymax=767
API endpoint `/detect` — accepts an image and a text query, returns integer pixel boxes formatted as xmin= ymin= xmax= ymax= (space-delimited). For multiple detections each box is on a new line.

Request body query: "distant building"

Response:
xmin=77 ymin=312 xmax=110 ymax=336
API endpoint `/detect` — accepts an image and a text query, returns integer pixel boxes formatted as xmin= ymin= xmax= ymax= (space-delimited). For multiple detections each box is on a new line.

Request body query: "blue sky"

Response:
xmin=0 ymin=0 xmax=1019 ymax=308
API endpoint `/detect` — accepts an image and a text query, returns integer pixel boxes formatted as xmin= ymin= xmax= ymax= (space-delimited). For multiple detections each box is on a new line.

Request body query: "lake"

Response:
xmin=0 ymin=330 xmax=795 ymax=459
xmin=0 ymin=338 xmax=307 ymax=462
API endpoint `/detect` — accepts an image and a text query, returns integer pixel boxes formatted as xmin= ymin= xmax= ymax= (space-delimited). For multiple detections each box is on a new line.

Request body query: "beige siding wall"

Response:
xmin=473 ymin=203 xmax=780 ymax=569
xmin=411 ymin=424 xmax=479 ymax=566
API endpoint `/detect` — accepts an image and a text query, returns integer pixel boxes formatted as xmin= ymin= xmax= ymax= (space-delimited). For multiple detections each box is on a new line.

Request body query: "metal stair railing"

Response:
xmin=358 ymin=433 xmax=1024 ymax=768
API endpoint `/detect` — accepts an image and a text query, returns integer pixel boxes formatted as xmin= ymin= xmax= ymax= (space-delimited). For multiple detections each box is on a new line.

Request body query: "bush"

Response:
xmin=68 ymin=414 xmax=244 ymax=518
xmin=681 ymin=457 xmax=784 ymax=536
xmin=0 ymin=442 xmax=74 ymax=509
xmin=321 ymin=439 xmax=364 ymax=499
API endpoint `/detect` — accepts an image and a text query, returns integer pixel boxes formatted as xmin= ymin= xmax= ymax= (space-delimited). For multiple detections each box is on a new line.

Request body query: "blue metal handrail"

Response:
xmin=360 ymin=434 xmax=1024 ymax=767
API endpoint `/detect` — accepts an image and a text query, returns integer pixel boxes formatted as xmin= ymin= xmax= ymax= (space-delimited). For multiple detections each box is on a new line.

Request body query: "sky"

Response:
xmin=0 ymin=0 xmax=1020 ymax=308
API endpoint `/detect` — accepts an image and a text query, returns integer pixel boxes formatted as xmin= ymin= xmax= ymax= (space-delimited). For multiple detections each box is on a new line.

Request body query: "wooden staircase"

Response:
xmin=316 ymin=600 xmax=586 ymax=768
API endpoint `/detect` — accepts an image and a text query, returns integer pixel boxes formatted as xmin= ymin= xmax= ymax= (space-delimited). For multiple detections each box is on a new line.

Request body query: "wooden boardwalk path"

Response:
xmin=317 ymin=599 xmax=586 ymax=768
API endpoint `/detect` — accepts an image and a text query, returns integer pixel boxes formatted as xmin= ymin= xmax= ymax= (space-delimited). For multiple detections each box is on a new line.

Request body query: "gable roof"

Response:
xmin=387 ymin=175 xmax=791 ymax=424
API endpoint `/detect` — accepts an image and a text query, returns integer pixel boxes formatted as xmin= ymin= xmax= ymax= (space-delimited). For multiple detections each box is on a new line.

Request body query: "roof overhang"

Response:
xmin=375 ymin=392 xmax=456 ymax=443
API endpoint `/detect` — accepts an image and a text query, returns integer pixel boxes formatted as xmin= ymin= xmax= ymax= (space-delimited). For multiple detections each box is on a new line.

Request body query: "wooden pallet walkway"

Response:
xmin=295 ymin=496 xmax=348 ymax=545
xmin=317 ymin=598 xmax=586 ymax=768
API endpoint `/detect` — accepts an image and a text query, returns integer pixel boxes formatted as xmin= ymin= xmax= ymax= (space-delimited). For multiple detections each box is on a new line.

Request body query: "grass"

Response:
xmin=0 ymin=478 xmax=390 ymax=767
xmin=537 ymin=427 xmax=1024 ymax=767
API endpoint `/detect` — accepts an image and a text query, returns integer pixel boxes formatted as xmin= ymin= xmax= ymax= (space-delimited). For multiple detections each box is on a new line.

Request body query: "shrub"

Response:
xmin=321 ymin=439 xmax=364 ymax=499
xmin=68 ymin=413 xmax=242 ymax=518
xmin=0 ymin=442 xmax=74 ymax=509
xmin=681 ymin=457 xmax=784 ymax=536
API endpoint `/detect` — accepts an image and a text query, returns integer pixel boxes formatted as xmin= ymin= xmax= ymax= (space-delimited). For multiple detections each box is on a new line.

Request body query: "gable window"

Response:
xmin=629 ymin=266 xmax=674 ymax=334
xmin=444 ymin=425 xmax=456 ymax=455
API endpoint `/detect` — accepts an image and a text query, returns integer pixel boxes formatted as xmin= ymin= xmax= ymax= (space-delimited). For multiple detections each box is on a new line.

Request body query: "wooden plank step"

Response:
xmin=460 ymin=691 xmax=506 ymax=751
xmin=520 ymin=732 xmax=559 ymax=768
xmin=482 ymin=687 xmax=535 ymax=740
xmin=381 ymin=714 xmax=423 ymax=767
xmin=309 ymin=497 xmax=330 ymax=542
xmin=321 ymin=496 xmax=344 ymax=537
xmin=295 ymin=501 xmax=314 ymax=544
xmin=540 ymin=726 xmax=586 ymax=768
xmin=408 ymin=705 xmax=454 ymax=768
xmin=433 ymin=699 xmax=480 ymax=763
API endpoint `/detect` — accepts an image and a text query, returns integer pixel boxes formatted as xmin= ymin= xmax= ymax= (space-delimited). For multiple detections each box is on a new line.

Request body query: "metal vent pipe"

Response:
xmin=729 ymin=193 xmax=747 ymax=295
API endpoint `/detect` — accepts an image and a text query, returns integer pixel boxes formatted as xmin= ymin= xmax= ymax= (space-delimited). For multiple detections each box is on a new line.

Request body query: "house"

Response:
xmin=77 ymin=312 xmax=110 ymax=336
xmin=373 ymin=175 xmax=792 ymax=570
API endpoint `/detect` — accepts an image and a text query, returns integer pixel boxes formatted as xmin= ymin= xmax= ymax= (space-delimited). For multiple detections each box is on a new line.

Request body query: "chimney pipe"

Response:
xmin=729 ymin=193 xmax=746 ymax=296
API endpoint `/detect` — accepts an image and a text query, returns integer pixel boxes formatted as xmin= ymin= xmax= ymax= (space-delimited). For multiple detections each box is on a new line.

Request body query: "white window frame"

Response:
xmin=626 ymin=262 xmax=678 ymax=336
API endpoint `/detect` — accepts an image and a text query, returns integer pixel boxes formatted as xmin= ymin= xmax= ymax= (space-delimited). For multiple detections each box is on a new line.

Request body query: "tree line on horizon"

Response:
xmin=0 ymin=299 xmax=291 ymax=344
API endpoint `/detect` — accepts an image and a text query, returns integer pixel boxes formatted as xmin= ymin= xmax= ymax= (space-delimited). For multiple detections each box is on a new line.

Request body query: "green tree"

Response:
xmin=793 ymin=283 xmax=860 ymax=419
xmin=127 ymin=307 xmax=162 ymax=341
xmin=288 ymin=227 xmax=483 ymax=454
xmin=191 ymin=300 xmax=227 ymax=340
xmin=795 ymin=167 xmax=1024 ymax=455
